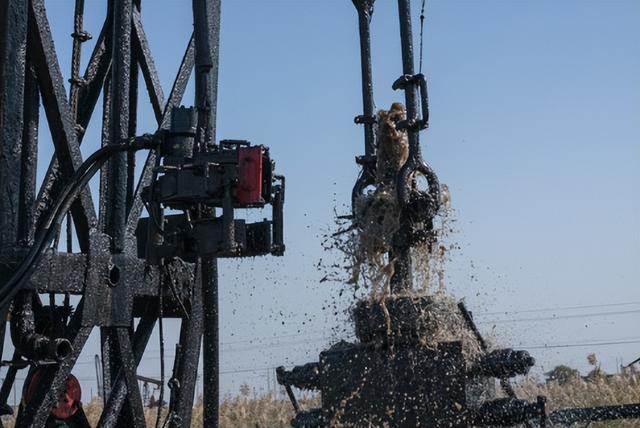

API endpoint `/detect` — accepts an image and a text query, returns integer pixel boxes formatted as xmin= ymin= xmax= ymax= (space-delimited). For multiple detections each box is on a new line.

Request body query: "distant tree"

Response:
xmin=545 ymin=365 xmax=580 ymax=385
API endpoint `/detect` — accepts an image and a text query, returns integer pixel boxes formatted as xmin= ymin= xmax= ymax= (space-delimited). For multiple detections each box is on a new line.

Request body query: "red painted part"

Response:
xmin=236 ymin=146 xmax=264 ymax=205
xmin=25 ymin=369 xmax=81 ymax=419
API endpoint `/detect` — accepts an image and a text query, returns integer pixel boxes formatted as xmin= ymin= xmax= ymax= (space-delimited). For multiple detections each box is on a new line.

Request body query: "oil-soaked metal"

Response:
xmin=0 ymin=0 xmax=28 ymax=251
xmin=0 ymin=0 xmax=284 ymax=426
xmin=389 ymin=0 xmax=441 ymax=292
xmin=278 ymin=297 xmax=543 ymax=427
xmin=549 ymin=403 xmax=640 ymax=425
xmin=10 ymin=291 xmax=72 ymax=361
xmin=350 ymin=0 xmax=378 ymax=215
xmin=350 ymin=0 xmax=441 ymax=293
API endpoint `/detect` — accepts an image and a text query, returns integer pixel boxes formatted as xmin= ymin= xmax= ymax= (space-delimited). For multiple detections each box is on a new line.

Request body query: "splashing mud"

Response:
xmin=327 ymin=181 xmax=456 ymax=299
xmin=321 ymin=104 xmax=482 ymax=365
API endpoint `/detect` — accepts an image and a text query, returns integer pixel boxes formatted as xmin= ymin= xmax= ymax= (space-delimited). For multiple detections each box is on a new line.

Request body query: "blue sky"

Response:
xmin=9 ymin=0 xmax=639 ymax=401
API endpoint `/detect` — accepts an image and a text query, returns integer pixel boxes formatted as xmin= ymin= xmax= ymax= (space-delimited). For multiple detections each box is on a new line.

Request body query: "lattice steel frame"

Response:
xmin=0 ymin=0 xmax=223 ymax=426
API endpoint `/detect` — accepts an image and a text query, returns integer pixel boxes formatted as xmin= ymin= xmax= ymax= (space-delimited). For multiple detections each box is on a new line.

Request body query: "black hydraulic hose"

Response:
xmin=10 ymin=290 xmax=72 ymax=361
xmin=0 ymin=136 xmax=158 ymax=309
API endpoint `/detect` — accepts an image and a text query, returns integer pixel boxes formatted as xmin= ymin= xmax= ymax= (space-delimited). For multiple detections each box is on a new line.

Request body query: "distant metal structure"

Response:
xmin=0 ymin=0 xmax=284 ymax=426
xmin=95 ymin=354 xmax=103 ymax=398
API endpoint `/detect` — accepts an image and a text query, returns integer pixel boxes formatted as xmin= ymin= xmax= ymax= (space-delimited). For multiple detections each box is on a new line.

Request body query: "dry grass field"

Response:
xmin=2 ymin=360 xmax=638 ymax=427
xmin=85 ymin=393 xmax=318 ymax=427
xmin=516 ymin=364 xmax=640 ymax=428
xmin=0 ymin=392 xmax=316 ymax=428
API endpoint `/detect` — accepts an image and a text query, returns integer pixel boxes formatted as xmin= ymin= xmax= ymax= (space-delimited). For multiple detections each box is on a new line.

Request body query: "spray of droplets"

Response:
xmin=323 ymin=182 xmax=456 ymax=298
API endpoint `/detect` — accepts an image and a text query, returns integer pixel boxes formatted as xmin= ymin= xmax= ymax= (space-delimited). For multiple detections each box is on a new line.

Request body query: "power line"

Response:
xmin=477 ymin=309 xmax=640 ymax=325
xmin=7 ymin=304 xmax=639 ymax=374
xmin=193 ymin=337 xmax=640 ymax=375
xmin=218 ymin=331 xmax=332 ymax=347
xmin=219 ymin=301 xmax=640 ymax=346
xmin=212 ymin=308 xmax=640 ymax=349
xmin=139 ymin=304 xmax=640 ymax=351
xmin=477 ymin=301 xmax=640 ymax=317
xmin=120 ymin=302 xmax=640 ymax=353
xmin=519 ymin=338 xmax=640 ymax=350
xmin=53 ymin=307 xmax=640 ymax=365
xmin=115 ymin=335 xmax=640 ymax=367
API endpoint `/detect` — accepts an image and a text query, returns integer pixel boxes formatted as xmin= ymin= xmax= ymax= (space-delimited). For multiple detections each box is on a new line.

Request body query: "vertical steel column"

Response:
xmin=18 ymin=53 xmax=39 ymax=248
xmin=0 ymin=0 xmax=28 ymax=373
xmin=201 ymin=259 xmax=219 ymax=425
xmin=0 ymin=0 xmax=28 ymax=251
xmin=390 ymin=0 xmax=419 ymax=292
xmin=105 ymin=0 xmax=132 ymax=252
xmin=397 ymin=0 xmax=419 ymax=143
xmin=127 ymin=0 xmax=141 ymax=214
xmin=169 ymin=264 xmax=204 ymax=428
xmin=353 ymin=0 xmax=376 ymax=158
xmin=102 ymin=0 xmax=135 ymax=425
xmin=350 ymin=0 xmax=378 ymax=212
xmin=192 ymin=1 xmax=222 ymax=426
xmin=192 ymin=0 xmax=220 ymax=146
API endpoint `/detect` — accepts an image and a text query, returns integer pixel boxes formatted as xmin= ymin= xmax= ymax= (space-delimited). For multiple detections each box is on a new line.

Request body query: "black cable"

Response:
xmin=0 ymin=158 xmax=104 ymax=307
xmin=155 ymin=277 xmax=165 ymax=428
xmin=166 ymin=268 xmax=190 ymax=321
xmin=418 ymin=0 xmax=426 ymax=74
xmin=0 ymin=136 xmax=157 ymax=308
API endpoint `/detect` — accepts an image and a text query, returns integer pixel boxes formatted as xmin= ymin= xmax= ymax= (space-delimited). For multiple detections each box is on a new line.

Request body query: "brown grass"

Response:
xmin=2 ymin=355 xmax=640 ymax=428
xmin=516 ymin=364 xmax=640 ymax=428
xmin=0 ymin=393 xmax=317 ymax=428
xmin=2 ymin=366 xmax=639 ymax=427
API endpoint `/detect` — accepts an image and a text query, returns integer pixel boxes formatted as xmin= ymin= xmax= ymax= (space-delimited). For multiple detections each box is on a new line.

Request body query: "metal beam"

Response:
xmin=100 ymin=2 xmax=134 ymax=417
xmin=28 ymin=0 xmax=98 ymax=251
xmin=0 ymin=0 xmax=28 ymax=249
xmin=20 ymin=251 xmax=174 ymax=298
xmin=105 ymin=0 xmax=133 ymax=252
xmin=352 ymin=0 xmax=376 ymax=158
xmin=18 ymin=48 xmax=39 ymax=246
xmin=115 ymin=328 xmax=146 ymax=428
xmin=97 ymin=313 xmax=157 ymax=428
xmin=33 ymin=10 xmax=113 ymax=238
xmin=192 ymin=1 xmax=222 ymax=425
xmin=202 ymin=259 xmax=219 ymax=427
xmin=389 ymin=0 xmax=417 ymax=292
xmin=125 ymin=35 xmax=195 ymax=236
xmin=168 ymin=263 xmax=203 ymax=428
xmin=77 ymin=9 xmax=113 ymax=132
xmin=132 ymin=8 xmax=164 ymax=123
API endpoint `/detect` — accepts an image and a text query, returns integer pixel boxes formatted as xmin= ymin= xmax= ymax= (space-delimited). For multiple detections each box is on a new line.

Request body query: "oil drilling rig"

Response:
xmin=277 ymin=1 xmax=640 ymax=427
xmin=0 ymin=0 xmax=283 ymax=426
xmin=1 ymin=0 xmax=640 ymax=427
